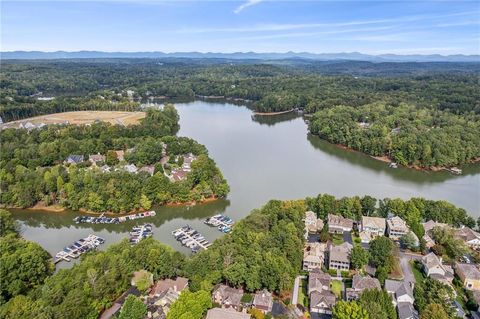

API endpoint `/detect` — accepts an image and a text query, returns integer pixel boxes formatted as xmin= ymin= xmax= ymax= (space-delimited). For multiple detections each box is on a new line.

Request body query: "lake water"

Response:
xmin=11 ymin=100 xmax=480 ymax=268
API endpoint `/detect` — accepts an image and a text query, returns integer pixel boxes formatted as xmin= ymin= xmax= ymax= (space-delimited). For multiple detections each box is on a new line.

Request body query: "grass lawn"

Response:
xmin=410 ymin=261 xmax=425 ymax=284
xmin=389 ymin=256 xmax=403 ymax=280
xmin=330 ymin=280 xmax=343 ymax=298
xmin=298 ymin=278 xmax=308 ymax=307
xmin=332 ymin=234 xmax=344 ymax=245
xmin=352 ymin=233 xmax=361 ymax=247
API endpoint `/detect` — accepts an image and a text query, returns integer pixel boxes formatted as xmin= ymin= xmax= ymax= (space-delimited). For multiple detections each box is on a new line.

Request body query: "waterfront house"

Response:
xmin=212 ymin=284 xmax=244 ymax=311
xmin=422 ymin=220 xmax=448 ymax=248
xmin=168 ymin=168 xmax=188 ymax=182
xmin=327 ymin=214 xmax=354 ymax=234
xmin=88 ymin=153 xmax=106 ymax=165
xmin=205 ymin=308 xmax=250 ymax=319
xmin=455 ymin=263 xmax=480 ymax=291
xmin=421 ymin=252 xmax=454 ymax=284
xmin=328 ymin=242 xmax=353 ymax=270
xmin=455 ymin=227 xmax=480 ymax=248
xmin=252 ymin=289 xmax=273 ymax=313
xmin=303 ymin=242 xmax=327 ymax=271
xmin=150 ymin=277 xmax=188 ymax=297
xmin=386 ymin=216 xmax=409 ymax=240
xmin=361 ymin=216 xmax=386 ymax=237
xmin=305 ymin=211 xmax=324 ymax=237
xmin=346 ymin=275 xmax=381 ymax=301
xmin=181 ymin=153 xmax=197 ymax=171
xmin=64 ymin=154 xmax=84 ymax=165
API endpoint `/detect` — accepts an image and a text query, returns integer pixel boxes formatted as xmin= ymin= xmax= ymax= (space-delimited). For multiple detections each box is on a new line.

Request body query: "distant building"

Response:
xmin=139 ymin=165 xmax=155 ymax=176
xmin=113 ymin=150 xmax=125 ymax=161
xmin=150 ymin=277 xmax=188 ymax=297
xmin=455 ymin=263 xmax=480 ymax=291
xmin=327 ymin=214 xmax=353 ymax=234
xmin=253 ymin=289 xmax=273 ymax=313
xmin=346 ymin=275 xmax=381 ymax=301
xmin=305 ymin=211 xmax=324 ymax=237
xmin=212 ymin=284 xmax=244 ymax=311
xmin=328 ymin=242 xmax=353 ymax=270
xmin=303 ymin=242 xmax=327 ymax=271
xmin=422 ymin=220 xmax=448 ymax=248
xmin=89 ymin=153 xmax=106 ymax=165
xmin=122 ymin=164 xmax=138 ymax=174
xmin=64 ymin=154 xmax=84 ymax=165
xmin=386 ymin=216 xmax=409 ymax=240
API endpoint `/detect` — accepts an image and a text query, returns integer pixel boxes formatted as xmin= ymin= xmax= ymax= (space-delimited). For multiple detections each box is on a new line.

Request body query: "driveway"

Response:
xmin=343 ymin=231 xmax=353 ymax=245
xmin=399 ymin=252 xmax=415 ymax=284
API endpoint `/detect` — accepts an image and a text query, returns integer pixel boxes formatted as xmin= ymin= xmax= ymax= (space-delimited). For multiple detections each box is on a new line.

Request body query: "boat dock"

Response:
xmin=54 ymin=234 xmax=105 ymax=263
xmin=73 ymin=210 xmax=156 ymax=224
xmin=129 ymin=224 xmax=153 ymax=244
xmin=172 ymin=225 xmax=211 ymax=253
xmin=204 ymin=214 xmax=234 ymax=233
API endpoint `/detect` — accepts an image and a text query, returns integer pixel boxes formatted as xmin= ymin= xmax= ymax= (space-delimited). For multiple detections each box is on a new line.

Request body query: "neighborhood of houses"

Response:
xmin=63 ymin=145 xmax=197 ymax=183
xmin=301 ymin=210 xmax=480 ymax=319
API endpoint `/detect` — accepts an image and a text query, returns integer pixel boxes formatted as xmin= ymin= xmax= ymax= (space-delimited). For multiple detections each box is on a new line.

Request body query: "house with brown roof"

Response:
xmin=346 ymin=275 xmax=381 ymax=300
xmin=328 ymin=242 xmax=353 ymax=270
xmin=421 ymin=252 xmax=454 ymax=285
xmin=89 ymin=153 xmax=106 ymax=165
xmin=308 ymin=269 xmax=336 ymax=314
xmin=150 ymin=277 xmax=188 ymax=297
xmin=253 ymin=289 xmax=273 ymax=313
xmin=361 ymin=216 xmax=386 ymax=237
xmin=303 ymin=242 xmax=327 ymax=271
xmin=139 ymin=165 xmax=155 ymax=176
xmin=305 ymin=211 xmax=324 ymax=238
xmin=455 ymin=227 xmax=480 ymax=248
xmin=327 ymin=214 xmax=353 ymax=234
xmin=212 ymin=284 xmax=244 ymax=311
xmin=113 ymin=150 xmax=125 ymax=161
xmin=455 ymin=263 xmax=480 ymax=291
xmin=386 ymin=216 xmax=409 ymax=240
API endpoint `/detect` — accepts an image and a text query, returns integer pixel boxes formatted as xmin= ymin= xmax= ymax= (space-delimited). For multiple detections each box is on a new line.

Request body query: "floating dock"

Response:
xmin=129 ymin=224 xmax=153 ymax=244
xmin=204 ymin=214 xmax=234 ymax=233
xmin=172 ymin=225 xmax=211 ymax=252
xmin=54 ymin=234 xmax=105 ymax=263
xmin=73 ymin=210 xmax=156 ymax=224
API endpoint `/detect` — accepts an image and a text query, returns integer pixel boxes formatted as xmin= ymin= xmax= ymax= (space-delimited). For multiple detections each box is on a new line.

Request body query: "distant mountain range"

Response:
xmin=1 ymin=51 xmax=479 ymax=62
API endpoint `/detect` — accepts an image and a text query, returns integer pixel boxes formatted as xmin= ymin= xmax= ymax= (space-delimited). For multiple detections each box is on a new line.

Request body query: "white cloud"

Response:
xmin=234 ymin=0 xmax=263 ymax=14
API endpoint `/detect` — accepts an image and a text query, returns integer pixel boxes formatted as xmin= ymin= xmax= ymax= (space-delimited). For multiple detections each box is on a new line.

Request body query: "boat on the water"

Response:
xmin=73 ymin=210 xmax=156 ymax=224
xmin=54 ymin=234 xmax=105 ymax=263
xmin=172 ymin=225 xmax=211 ymax=252
xmin=204 ymin=214 xmax=234 ymax=233
xmin=129 ymin=224 xmax=153 ymax=244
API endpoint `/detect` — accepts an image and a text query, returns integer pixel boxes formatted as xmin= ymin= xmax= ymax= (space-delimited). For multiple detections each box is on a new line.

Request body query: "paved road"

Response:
xmin=343 ymin=231 xmax=353 ymax=245
xmin=399 ymin=251 xmax=421 ymax=284
xmin=292 ymin=275 xmax=306 ymax=305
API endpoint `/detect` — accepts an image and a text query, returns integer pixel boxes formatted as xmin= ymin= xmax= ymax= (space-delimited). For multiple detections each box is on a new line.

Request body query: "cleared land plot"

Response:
xmin=2 ymin=111 xmax=146 ymax=128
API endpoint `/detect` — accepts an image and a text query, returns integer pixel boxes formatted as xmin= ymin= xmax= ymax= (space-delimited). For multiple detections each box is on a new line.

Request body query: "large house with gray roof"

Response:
xmin=328 ymin=242 xmax=353 ymax=270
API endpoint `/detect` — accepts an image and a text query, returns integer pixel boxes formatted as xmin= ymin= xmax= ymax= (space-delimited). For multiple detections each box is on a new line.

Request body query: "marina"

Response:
xmin=172 ymin=225 xmax=212 ymax=253
xmin=129 ymin=224 xmax=153 ymax=244
xmin=204 ymin=214 xmax=235 ymax=233
xmin=54 ymin=234 xmax=105 ymax=263
xmin=73 ymin=210 xmax=156 ymax=224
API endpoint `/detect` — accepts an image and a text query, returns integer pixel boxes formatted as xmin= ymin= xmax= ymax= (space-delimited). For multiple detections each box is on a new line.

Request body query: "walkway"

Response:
xmin=292 ymin=275 xmax=306 ymax=305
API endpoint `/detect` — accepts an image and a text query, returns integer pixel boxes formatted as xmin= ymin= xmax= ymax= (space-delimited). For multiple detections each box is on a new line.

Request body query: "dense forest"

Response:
xmin=1 ymin=194 xmax=477 ymax=318
xmin=0 ymin=106 xmax=229 ymax=213
xmin=1 ymin=59 xmax=479 ymax=168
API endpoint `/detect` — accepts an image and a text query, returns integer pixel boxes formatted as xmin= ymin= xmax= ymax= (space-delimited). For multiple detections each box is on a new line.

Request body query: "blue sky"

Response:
xmin=1 ymin=0 xmax=479 ymax=54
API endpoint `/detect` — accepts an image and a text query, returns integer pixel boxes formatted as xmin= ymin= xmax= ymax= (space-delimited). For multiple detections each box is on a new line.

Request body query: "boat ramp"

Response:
xmin=54 ymin=234 xmax=105 ymax=263
xmin=204 ymin=214 xmax=234 ymax=233
xmin=129 ymin=224 xmax=153 ymax=244
xmin=172 ymin=225 xmax=211 ymax=253
xmin=73 ymin=210 xmax=156 ymax=224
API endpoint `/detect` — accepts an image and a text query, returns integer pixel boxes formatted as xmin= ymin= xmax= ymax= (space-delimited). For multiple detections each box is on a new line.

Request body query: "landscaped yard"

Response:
xmin=330 ymin=280 xmax=343 ymax=298
xmin=411 ymin=261 xmax=425 ymax=283
xmin=332 ymin=234 xmax=344 ymax=245
xmin=298 ymin=278 xmax=308 ymax=307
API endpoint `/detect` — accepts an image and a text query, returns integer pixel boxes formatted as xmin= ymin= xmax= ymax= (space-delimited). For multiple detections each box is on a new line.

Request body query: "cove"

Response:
xmin=11 ymin=100 xmax=480 ymax=268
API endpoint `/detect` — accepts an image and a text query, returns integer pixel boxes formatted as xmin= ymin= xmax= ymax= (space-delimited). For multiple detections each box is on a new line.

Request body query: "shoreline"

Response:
xmin=253 ymin=109 xmax=295 ymax=116
xmin=6 ymin=196 xmax=221 ymax=216
xmin=322 ymin=139 xmax=477 ymax=172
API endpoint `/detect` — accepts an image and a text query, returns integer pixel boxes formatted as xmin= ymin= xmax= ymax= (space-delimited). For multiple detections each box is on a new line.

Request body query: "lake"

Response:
xmin=11 ymin=100 xmax=480 ymax=268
